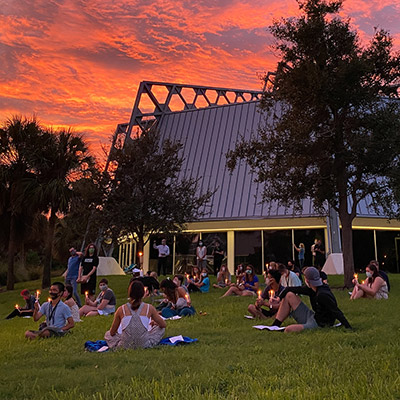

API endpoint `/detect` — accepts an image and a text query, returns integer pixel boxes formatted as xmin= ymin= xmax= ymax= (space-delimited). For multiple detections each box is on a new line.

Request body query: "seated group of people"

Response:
xmin=8 ymin=258 xmax=391 ymax=346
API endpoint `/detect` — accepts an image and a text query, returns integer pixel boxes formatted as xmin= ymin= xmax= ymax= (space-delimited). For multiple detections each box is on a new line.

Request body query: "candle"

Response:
xmin=225 ymin=278 xmax=228 ymax=285
xmin=354 ymin=273 xmax=358 ymax=280
xmin=269 ymin=290 xmax=275 ymax=299
xmin=361 ymin=280 xmax=365 ymax=284
xmin=47 ymin=297 xmax=51 ymax=303
xmin=36 ymin=290 xmax=40 ymax=301
xmin=257 ymin=290 xmax=262 ymax=300
xmin=144 ymin=287 xmax=149 ymax=296
xmin=85 ymin=291 xmax=89 ymax=297
xmin=15 ymin=304 xmax=20 ymax=310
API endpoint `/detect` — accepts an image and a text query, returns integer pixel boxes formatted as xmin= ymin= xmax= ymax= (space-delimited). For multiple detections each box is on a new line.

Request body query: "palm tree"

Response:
xmin=0 ymin=116 xmax=43 ymax=290
xmin=26 ymin=128 xmax=95 ymax=288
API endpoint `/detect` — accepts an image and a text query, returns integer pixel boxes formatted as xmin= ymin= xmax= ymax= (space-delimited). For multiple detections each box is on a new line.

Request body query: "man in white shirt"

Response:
xmin=153 ymin=238 xmax=170 ymax=276
xmin=278 ymin=264 xmax=302 ymax=287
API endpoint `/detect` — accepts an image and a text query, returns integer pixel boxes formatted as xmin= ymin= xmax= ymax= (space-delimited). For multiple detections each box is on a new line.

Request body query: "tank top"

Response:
xmin=117 ymin=303 xmax=150 ymax=334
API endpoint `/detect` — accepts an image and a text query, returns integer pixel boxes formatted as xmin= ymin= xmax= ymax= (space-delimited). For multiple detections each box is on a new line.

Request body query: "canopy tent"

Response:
xmin=97 ymin=257 xmax=125 ymax=276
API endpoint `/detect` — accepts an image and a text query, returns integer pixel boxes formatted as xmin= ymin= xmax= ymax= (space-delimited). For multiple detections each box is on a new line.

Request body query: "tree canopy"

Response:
xmin=100 ymin=129 xmax=212 ymax=256
xmin=227 ymin=0 xmax=400 ymax=286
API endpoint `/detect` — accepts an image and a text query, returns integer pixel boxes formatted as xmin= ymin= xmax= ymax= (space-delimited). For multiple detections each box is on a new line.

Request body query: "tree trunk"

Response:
xmin=339 ymin=213 xmax=355 ymax=288
xmin=42 ymin=209 xmax=57 ymax=288
xmin=7 ymin=215 xmax=17 ymax=290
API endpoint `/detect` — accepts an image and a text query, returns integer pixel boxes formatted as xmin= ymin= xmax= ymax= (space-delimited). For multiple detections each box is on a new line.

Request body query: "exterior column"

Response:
xmin=143 ymin=238 xmax=150 ymax=273
xmin=227 ymin=230 xmax=235 ymax=275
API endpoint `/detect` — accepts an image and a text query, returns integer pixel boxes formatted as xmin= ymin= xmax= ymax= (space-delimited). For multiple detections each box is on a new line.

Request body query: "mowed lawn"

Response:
xmin=0 ymin=274 xmax=399 ymax=400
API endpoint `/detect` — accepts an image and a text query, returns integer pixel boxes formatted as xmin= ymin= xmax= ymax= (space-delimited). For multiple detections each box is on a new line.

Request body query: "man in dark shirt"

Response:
xmin=270 ymin=267 xmax=351 ymax=332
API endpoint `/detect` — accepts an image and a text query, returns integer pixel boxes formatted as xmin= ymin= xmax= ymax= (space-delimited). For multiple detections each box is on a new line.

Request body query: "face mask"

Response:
xmin=202 ymin=273 xmax=207 ymax=277
xmin=49 ymin=292 xmax=60 ymax=300
xmin=366 ymin=271 xmax=372 ymax=278
xmin=199 ymin=242 xmax=203 ymax=246
xmin=246 ymin=269 xmax=252 ymax=275
xmin=99 ymin=284 xmax=108 ymax=291
xmin=89 ymin=248 xmax=95 ymax=255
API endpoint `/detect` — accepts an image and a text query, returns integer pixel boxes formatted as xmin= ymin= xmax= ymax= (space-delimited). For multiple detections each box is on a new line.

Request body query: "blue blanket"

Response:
xmin=159 ymin=336 xmax=198 ymax=346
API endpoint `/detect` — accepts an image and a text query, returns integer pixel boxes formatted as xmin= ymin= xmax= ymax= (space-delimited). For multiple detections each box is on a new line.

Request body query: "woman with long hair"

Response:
xmin=160 ymin=278 xmax=195 ymax=318
xmin=77 ymin=243 xmax=99 ymax=301
xmin=63 ymin=285 xmax=81 ymax=322
xmin=213 ymin=264 xmax=231 ymax=289
xmin=221 ymin=265 xmax=259 ymax=297
xmin=105 ymin=281 xmax=166 ymax=349
xmin=351 ymin=263 xmax=388 ymax=300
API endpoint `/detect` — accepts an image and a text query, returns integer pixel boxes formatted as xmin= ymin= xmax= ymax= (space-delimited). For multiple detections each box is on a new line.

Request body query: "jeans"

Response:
xmin=65 ymin=276 xmax=82 ymax=307
xmin=161 ymin=306 xmax=196 ymax=318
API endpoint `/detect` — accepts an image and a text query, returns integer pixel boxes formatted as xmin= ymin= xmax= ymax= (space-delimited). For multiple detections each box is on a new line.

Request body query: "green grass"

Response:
xmin=0 ymin=274 xmax=399 ymax=399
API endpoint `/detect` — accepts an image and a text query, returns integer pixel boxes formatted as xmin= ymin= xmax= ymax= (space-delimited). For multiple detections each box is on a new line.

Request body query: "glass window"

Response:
xmin=174 ymin=233 xmax=199 ymax=274
xmin=264 ymin=230 xmax=293 ymax=266
xmin=376 ymin=230 xmax=400 ymax=273
xmin=352 ymin=230 xmax=374 ymax=271
xmin=235 ymin=231 xmax=262 ymax=274
xmin=293 ymin=229 xmax=325 ymax=267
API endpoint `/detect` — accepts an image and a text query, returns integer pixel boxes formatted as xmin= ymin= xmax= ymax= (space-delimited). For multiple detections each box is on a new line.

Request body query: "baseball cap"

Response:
xmin=304 ymin=267 xmax=323 ymax=287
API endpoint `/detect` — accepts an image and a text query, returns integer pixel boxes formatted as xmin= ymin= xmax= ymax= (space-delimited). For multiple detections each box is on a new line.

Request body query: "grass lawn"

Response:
xmin=0 ymin=274 xmax=399 ymax=400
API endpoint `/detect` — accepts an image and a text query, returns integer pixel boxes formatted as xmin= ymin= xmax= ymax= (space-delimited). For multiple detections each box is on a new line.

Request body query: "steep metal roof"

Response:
xmin=112 ymin=81 xmax=383 ymax=222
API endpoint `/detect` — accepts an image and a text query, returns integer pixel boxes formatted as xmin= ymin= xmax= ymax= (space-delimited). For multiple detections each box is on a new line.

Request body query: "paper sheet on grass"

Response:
xmin=169 ymin=335 xmax=184 ymax=344
xmin=252 ymin=325 xmax=285 ymax=331
xmin=161 ymin=315 xmax=182 ymax=321
xmin=244 ymin=315 xmax=255 ymax=319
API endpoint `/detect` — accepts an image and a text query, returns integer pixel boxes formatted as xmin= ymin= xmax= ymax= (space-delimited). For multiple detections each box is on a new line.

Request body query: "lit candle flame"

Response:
xmin=354 ymin=273 xmax=358 ymax=280
xmin=225 ymin=278 xmax=228 ymax=285
xmin=15 ymin=304 xmax=19 ymax=309
xmin=85 ymin=291 xmax=89 ymax=297
xmin=269 ymin=290 xmax=275 ymax=299
xmin=47 ymin=297 xmax=51 ymax=303
xmin=36 ymin=290 xmax=40 ymax=299
xmin=257 ymin=290 xmax=262 ymax=300
xmin=361 ymin=280 xmax=365 ymax=284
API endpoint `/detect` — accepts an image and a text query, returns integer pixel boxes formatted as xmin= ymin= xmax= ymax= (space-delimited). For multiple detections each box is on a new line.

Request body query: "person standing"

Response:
xmin=63 ymin=247 xmax=83 ymax=307
xmin=293 ymin=243 xmax=305 ymax=269
xmin=153 ymin=238 xmax=170 ymax=276
xmin=196 ymin=240 xmax=207 ymax=270
xmin=212 ymin=240 xmax=224 ymax=276
xmin=77 ymin=243 xmax=99 ymax=301
xmin=314 ymin=239 xmax=325 ymax=268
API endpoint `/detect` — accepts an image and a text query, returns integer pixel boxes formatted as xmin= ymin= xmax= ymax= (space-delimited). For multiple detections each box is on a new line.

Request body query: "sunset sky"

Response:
xmin=1 ymin=0 xmax=399 ymax=159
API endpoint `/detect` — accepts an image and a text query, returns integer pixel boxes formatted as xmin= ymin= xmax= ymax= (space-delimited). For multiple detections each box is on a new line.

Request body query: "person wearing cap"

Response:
xmin=269 ymin=267 xmax=352 ymax=332
xmin=5 ymin=289 xmax=36 ymax=319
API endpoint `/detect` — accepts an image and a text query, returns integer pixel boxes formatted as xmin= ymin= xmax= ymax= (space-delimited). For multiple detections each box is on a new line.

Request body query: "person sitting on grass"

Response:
xmin=25 ymin=282 xmax=74 ymax=339
xmin=370 ymin=260 xmax=390 ymax=291
xmin=222 ymin=265 xmax=259 ymax=297
xmin=234 ymin=264 xmax=245 ymax=284
xmin=105 ymin=281 xmax=166 ymax=349
xmin=159 ymin=278 xmax=195 ymax=318
xmin=63 ymin=285 xmax=81 ymax=322
xmin=173 ymin=274 xmax=189 ymax=293
xmin=6 ymin=289 xmax=35 ymax=319
xmin=350 ymin=263 xmax=388 ymax=300
xmin=213 ymin=264 xmax=231 ymax=289
xmin=79 ymin=279 xmax=116 ymax=317
xmin=248 ymin=270 xmax=284 ymax=319
xmin=278 ymin=263 xmax=302 ymax=287
xmin=268 ymin=267 xmax=352 ymax=332
xmin=187 ymin=268 xmax=210 ymax=293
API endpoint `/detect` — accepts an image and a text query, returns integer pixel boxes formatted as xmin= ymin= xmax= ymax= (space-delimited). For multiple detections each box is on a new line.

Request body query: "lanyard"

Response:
xmin=47 ymin=300 xmax=60 ymax=325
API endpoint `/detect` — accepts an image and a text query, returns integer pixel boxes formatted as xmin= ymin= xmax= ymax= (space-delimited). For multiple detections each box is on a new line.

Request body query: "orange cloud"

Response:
xmin=0 ymin=0 xmax=399 ymax=160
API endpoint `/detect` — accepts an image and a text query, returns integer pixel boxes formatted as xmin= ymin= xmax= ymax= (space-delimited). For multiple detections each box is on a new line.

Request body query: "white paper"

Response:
xmin=244 ymin=315 xmax=255 ymax=319
xmin=252 ymin=325 xmax=285 ymax=331
xmin=333 ymin=322 xmax=342 ymax=328
xmin=97 ymin=346 xmax=109 ymax=352
xmin=169 ymin=335 xmax=184 ymax=344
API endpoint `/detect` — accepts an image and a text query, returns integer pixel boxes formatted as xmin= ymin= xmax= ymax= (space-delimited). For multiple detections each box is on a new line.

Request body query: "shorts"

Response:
xmin=290 ymin=301 xmax=319 ymax=330
xmin=30 ymin=326 xmax=68 ymax=337
xmin=261 ymin=308 xmax=276 ymax=318
xmin=97 ymin=306 xmax=115 ymax=316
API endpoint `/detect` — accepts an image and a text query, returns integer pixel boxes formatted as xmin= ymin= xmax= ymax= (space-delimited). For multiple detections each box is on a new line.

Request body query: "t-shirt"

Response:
xmin=213 ymin=246 xmax=224 ymax=262
xmin=299 ymin=248 xmax=305 ymax=259
xmin=81 ymin=256 xmax=99 ymax=276
xmin=67 ymin=255 xmax=81 ymax=279
xmin=23 ymin=295 xmax=36 ymax=311
xmin=96 ymin=289 xmax=116 ymax=306
xmin=199 ymin=277 xmax=210 ymax=293
xmin=261 ymin=284 xmax=285 ymax=300
xmin=243 ymin=275 xmax=259 ymax=292
xmin=280 ymin=271 xmax=302 ymax=287
xmin=39 ymin=301 xmax=72 ymax=329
